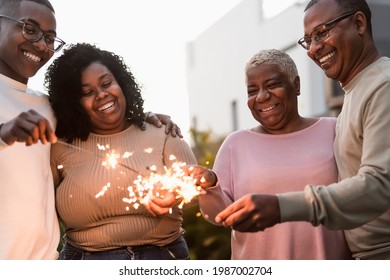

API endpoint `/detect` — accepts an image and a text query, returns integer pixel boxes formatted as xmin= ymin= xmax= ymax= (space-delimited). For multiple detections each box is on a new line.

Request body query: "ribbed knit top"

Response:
xmin=51 ymin=123 xmax=197 ymax=251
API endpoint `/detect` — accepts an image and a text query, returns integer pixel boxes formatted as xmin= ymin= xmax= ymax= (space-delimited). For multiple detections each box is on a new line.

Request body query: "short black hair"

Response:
xmin=305 ymin=0 xmax=372 ymax=35
xmin=0 ymin=0 xmax=55 ymax=15
xmin=45 ymin=43 xmax=145 ymax=142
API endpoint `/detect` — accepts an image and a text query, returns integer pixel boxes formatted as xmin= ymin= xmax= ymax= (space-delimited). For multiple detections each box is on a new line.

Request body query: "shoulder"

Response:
xmin=218 ymin=129 xmax=253 ymax=149
xmin=141 ymin=122 xmax=167 ymax=136
xmin=26 ymin=87 xmax=49 ymax=98
xmin=319 ymin=117 xmax=337 ymax=126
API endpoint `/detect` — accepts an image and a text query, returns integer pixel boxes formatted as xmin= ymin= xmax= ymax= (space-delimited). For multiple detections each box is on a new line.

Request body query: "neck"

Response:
xmin=341 ymin=43 xmax=380 ymax=87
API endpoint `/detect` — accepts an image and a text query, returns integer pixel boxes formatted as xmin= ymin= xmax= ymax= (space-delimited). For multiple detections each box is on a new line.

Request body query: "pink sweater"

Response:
xmin=199 ymin=118 xmax=351 ymax=259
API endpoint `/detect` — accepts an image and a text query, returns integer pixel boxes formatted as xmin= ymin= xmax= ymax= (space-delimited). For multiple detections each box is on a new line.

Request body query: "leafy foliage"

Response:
xmin=183 ymin=127 xmax=232 ymax=259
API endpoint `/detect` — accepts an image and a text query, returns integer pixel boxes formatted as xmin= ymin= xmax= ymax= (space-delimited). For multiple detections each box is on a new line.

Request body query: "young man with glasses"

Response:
xmin=0 ymin=0 xmax=180 ymax=260
xmin=199 ymin=0 xmax=390 ymax=260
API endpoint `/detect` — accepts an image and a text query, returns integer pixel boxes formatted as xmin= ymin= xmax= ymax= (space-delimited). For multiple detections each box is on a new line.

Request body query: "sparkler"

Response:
xmin=123 ymin=162 xmax=204 ymax=210
xmin=56 ymin=140 xmax=141 ymax=174
xmin=56 ymin=140 xmax=203 ymax=210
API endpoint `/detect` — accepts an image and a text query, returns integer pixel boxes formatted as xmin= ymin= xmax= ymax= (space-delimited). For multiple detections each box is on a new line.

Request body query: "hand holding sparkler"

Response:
xmin=181 ymin=165 xmax=218 ymax=189
xmin=0 ymin=110 xmax=57 ymax=146
xmin=146 ymin=192 xmax=177 ymax=217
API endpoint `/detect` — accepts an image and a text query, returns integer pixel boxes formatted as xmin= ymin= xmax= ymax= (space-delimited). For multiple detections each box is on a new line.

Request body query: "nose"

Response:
xmin=32 ymin=35 xmax=48 ymax=52
xmin=96 ymin=89 xmax=108 ymax=99
xmin=308 ymin=39 xmax=323 ymax=56
xmin=255 ymin=89 xmax=270 ymax=103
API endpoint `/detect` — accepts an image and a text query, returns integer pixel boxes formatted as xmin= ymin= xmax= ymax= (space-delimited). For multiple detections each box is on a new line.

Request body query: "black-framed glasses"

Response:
xmin=297 ymin=11 xmax=356 ymax=50
xmin=0 ymin=15 xmax=66 ymax=52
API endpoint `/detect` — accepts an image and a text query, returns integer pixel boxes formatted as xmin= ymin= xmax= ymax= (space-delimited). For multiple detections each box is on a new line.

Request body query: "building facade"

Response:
xmin=186 ymin=0 xmax=390 ymax=137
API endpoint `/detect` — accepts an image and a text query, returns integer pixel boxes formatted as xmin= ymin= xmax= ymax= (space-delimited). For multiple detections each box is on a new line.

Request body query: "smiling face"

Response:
xmin=303 ymin=0 xmax=365 ymax=85
xmin=80 ymin=62 xmax=129 ymax=135
xmin=0 ymin=1 xmax=56 ymax=84
xmin=246 ymin=64 xmax=301 ymax=134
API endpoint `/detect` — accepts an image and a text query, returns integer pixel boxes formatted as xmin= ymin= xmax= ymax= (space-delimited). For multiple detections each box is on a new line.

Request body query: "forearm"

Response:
xmin=198 ymin=184 xmax=227 ymax=226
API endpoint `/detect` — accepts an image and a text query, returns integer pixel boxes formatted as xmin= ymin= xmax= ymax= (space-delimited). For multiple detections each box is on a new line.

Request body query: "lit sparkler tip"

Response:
xmin=122 ymin=161 xmax=203 ymax=212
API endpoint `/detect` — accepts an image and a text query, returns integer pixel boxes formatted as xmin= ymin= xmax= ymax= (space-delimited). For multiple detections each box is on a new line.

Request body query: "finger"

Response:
xmin=232 ymin=220 xmax=261 ymax=232
xmin=165 ymin=122 xmax=174 ymax=136
xmin=25 ymin=111 xmax=50 ymax=144
xmin=145 ymin=203 xmax=158 ymax=217
xmin=215 ymin=202 xmax=246 ymax=224
xmin=149 ymin=114 xmax=162 ymax=128
xmin=37 ymin=120 xmax=48 ymax=144
xmin=145 ymin=201 xmax=171 ymax=217
xmin=44 ymin=122 xmax=57 ymax=143
xmin=152 ymin=196 xmax=176 ymax=208
xmin=25 ymin=136 xmax=34 ymax=146
xmin=176 ymin=126 xmax=183 ymax=138
xmin=170 ymin=125 xmax=178 ymax=137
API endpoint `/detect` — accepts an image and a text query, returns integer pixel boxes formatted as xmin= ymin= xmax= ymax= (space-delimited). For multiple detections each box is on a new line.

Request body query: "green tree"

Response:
xmin=183 ymin=127 xmax=232 ymax=260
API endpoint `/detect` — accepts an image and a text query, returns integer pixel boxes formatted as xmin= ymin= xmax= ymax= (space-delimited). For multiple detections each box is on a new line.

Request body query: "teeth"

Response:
xmin=261 ymin=105 xmax=276 ymax=112
xmin=319 ymin=51 xmax=335 ymax=64
xmin=23 ymin=51 xmax=41 ymax=62
xmin=99 ymin=101 xmax=114 ymax=111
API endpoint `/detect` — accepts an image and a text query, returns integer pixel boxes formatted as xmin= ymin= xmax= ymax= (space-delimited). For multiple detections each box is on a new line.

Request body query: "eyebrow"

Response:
xmin=21 ymin=17 xmax=57 ymax=35
xmin=81 ymin=73 xmax=112 ymax=87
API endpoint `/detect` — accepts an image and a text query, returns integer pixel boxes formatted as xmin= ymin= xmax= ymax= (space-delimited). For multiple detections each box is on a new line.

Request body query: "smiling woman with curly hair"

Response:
xmin=45 ymin=43 xmax=145 ymax=142
xmin=45 ymin=43 xmax=197 ymax=260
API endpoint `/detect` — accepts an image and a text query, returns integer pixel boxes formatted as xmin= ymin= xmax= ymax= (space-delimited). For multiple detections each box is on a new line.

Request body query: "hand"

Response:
xmin=145 ymin=112 xmax=183 ymax=138
xmin=145 ymin=192 xmax=177 ymax=217
xmin=215 ymin=194 xmax=281 ymax=232
xmin=0 ymin=110 xmax=57 ymax=146
xmin=182 ymin=165 xmax=217 ymax=189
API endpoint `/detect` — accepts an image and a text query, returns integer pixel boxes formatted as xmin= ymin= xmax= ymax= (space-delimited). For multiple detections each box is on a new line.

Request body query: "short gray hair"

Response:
xmin=245 ymin=49 xmax=298 ymax=83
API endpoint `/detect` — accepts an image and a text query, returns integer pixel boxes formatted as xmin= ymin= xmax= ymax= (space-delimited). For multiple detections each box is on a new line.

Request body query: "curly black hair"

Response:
xmin=44 ymin=43 xmax=145 ymax=142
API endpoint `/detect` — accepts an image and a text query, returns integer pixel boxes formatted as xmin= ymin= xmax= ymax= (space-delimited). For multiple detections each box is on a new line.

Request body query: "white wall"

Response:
xmin=186 ymin=0 xmax=327 ymax=137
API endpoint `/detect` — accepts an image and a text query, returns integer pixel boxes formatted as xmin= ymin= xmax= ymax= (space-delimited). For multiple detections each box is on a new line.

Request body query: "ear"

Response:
xmin=293 ymin=76 xmax=301 ymax=96
xmin=352 ymin=11 xmax=367 ymax=35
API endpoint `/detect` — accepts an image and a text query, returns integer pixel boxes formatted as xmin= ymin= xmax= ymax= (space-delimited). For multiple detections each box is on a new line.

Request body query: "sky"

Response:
xmin=29 ymin=0 xmax=300 ymax=137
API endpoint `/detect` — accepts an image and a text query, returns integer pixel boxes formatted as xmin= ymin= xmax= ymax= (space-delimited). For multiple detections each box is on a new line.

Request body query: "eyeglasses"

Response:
xmin=297 ymin=11 xmax=356 ymax=50
xmin=0 ymin=15 xmax=65 ymax=52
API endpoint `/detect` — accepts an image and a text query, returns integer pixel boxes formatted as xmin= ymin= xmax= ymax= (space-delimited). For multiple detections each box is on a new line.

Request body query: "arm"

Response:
xmin=244 ymin=81 xmax=390 ymax=232
xmin=144 ymin=112 xmax=183 ymax=138
xmin=0 ymin=110 xmax=57 ymax=146
xmin=215 ymin=193 xmax=280 ymax=231
xmin=296 ymin=81 xmax=390 ymax=229
xmin=198 ymin=139 xmax=235 ymax=226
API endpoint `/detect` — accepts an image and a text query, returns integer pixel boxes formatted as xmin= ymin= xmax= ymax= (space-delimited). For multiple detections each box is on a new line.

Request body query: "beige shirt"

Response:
xmin=278 ymin=57 xmax=390 ymax=259
xmin=51 ymin=123 xmax=197 ymax=251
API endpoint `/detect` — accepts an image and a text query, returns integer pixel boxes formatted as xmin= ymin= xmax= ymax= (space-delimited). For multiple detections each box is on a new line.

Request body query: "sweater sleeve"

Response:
xmin=198 ymin=137 xmax=233 ymax=225
xmin=279 ymin=80 xmax=390 ymax=230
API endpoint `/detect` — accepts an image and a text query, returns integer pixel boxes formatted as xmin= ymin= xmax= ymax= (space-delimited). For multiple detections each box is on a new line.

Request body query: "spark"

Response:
xmin=95 ymin=182 xmax=111 ymax=198
xmin=123 ymin=161 xmax=204 ymax=210
xmin=56 ymin=140 xmax=203 ymax=212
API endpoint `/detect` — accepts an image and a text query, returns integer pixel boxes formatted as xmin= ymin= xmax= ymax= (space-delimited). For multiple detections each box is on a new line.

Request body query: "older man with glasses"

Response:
xmin=205 ymin=0 xmax=390 ymax=260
